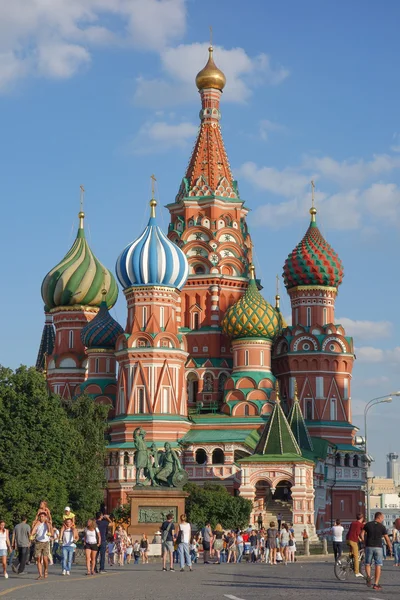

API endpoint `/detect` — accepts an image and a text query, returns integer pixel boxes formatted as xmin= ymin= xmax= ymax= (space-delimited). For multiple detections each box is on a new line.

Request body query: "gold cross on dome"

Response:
xmin=150 ymin=174 xmax=156 ymax=199
xmin=79 ymin=184 xmax=85 ymax=212
xmin=276 ymin=274 xmax=280 ymax=296
xmin=209 ymin=25 xmax=213 ymax=47
xmin=311 ymin=180 xmax=315 ymax=208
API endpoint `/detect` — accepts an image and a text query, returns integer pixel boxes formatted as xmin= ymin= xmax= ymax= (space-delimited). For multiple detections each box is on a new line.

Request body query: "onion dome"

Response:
xmin=41 ymin=211 xmax=118 ymax=311
xmin=116 ymin=198 xmax=189 ymax=290
xmin=221 ymin=266 xmax=281 ymax=340
xmin=283 ymin=205 xmax=344 ymax=290
xmin=196 ymin=46 xmax=226 ymax=91
xmin=81 ymin=292 xmax=124 ymax=349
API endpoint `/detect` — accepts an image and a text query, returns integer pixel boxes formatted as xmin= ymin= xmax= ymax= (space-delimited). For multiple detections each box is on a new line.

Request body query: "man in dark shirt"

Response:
xmin=95 ymin=511 xmax=111 ymax=573
xmin=346 ymin=512 xmax=364 ymax=577
xmin=161 ymin=513 xmax=175 ymax=571
xmin=249 ymin=531 xmax=258 ymax=563
xmin=362 ymin=511 xmax=392 ymax=591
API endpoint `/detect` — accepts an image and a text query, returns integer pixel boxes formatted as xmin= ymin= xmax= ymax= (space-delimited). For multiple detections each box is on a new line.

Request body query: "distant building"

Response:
xmin=387 ymin=453 xmax=400 ymax=486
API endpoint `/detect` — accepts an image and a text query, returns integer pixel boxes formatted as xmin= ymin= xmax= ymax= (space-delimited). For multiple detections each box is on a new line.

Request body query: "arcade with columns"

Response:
xmin=37 ymin=44 xmax=366 ymax=533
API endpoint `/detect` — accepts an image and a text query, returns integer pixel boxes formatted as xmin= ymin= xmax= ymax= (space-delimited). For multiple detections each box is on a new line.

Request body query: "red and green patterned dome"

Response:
xmin=283 ymin=208 xmax=344 ymax=290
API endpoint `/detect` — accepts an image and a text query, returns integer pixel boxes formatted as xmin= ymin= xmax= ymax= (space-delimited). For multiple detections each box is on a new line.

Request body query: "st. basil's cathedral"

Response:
xmin=37 ymin=46 xmax=366 ymax=536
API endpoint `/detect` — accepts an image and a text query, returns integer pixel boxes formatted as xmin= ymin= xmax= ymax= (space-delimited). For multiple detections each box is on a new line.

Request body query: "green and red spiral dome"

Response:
xmin=283 ymin=208 xmax=344 ymax=290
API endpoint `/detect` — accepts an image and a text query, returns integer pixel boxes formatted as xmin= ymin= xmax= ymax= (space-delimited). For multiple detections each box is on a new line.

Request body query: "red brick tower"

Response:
xmin=167 ymin=46 xmax=253 ymax=409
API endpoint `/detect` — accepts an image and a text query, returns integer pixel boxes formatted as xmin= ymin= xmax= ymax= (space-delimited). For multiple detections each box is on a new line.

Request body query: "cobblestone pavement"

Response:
xmin=0 ymin=560 xmax=399 ymax=600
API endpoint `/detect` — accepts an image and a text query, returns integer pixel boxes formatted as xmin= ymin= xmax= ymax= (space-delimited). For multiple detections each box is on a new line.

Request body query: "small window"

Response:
xmin=162 ymin=387 xmax=169 ymax=413
xmin=340 ymin=499 xmax=344 ymax=512
xmin=244 ymin=350 xmax=249 ymax=366
xmin=221 ymin=346 xmax=226 ymax=353
xmin=95 ymin=358 xmax=99 ymax=374
xmin=142 ymin=307 xmax=147 ymax=329
xmin=203 ymin=346 xmax=208 ymax=352
xmin=106 ymin=358 xmax=110 ymax=373
xmin=344 ymin=453 xmax=350 ymax=467
xmin=330 ymin=398 xmax=336 ymax=420
xmin=335 ymin=453 xmax=341 ymax=466
xmin=119 ymin=389 xmax=125 ymax=414
xmin=138 ymin=388 xmax=145 ymax=413
xmin=353 ymin=455 xmax=359 ymax=467
xmin=260 ymin=351 xmax=264 ymax=366
xmin=195 ymin=449 xmax=207 ymax=464
xmin=244 ymin=404 xmax=249 ymax=416
xmin=193 ymin=313 xmax=200 ymax=330
xmin=123 ymin=451 xmax=129 ymax=466
xmin=305 ymin=399 xmax=313 ymax=420
xmin=323 ymin=307 xmax=327 ymax=325
xmin=69 ymin=330 xmax=74 ymax=348
xmin=160 ymin=306 xmax=165 ymax=328
xmin=306 ymin=307 xmax=311 ymax=327
xmin=295 ymin=309 xmax=299 ymax=326
xmin=193 ymin=346 xmax=198 ymax=353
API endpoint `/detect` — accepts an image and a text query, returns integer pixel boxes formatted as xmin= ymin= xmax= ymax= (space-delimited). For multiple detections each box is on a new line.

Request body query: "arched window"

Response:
xmin=142 ymin=306 xmax=147 ymax=329
xmin=162 ymin=387 xmax=170 ymax=413
xmin=212 ymin=449 xmax=224 ymax=464
xmin=195 ymin=266 xmax=205 ymax=275
xmin=330 ymin=398 xmax=336 ymax=420
xmin=123 ymin=451 xmax=129 ymax=466
xmin=244 ymin=350 xmax=249 ymax=366
xmin=195 ymin=449 xmax=207 ymax=465
xmin=344 ymin=453 xmax=350 ymax=467
xmin=69 ymin=330 xmax=74 ymax=348
xmin=306 ymin=307 xmax=312 ymax=327
xmin=203 ymin=373 xmax=213 ymax=392
xmin=160 ymin=306 xmax=165 ymax=328
xmin=335 ymin=453 xmax=341 ymax=466
xmin=95 ymin=358 xmax=99 ymax=374
xmin=353 ymin=454 xmax=359 ymax=467
xmin=305 ymin=399 xmax=313 ymax=420
xmin=218 ymin=373 xmax=227 ymax=392
xmin=193 ymin=312 xmax=200 ymax=330
xmin=244 ymin=404 xmax=250 ymax=416
xmin=137 ymin=388 xmax=145 ymax=413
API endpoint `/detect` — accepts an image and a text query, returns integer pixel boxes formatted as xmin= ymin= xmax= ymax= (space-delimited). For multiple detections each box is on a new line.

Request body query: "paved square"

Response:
xmin=0 ymin=560 xmax=399 ymax=600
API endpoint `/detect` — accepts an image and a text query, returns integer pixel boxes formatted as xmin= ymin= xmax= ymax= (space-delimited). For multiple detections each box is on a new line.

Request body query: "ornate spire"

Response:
xmin=150 ymin=174 xmax=157 ymax=218
xmin=288 ymin=380 xmax=314 ymax=452
xmin=310 ymin=180 xmax=317 ymax=223
xmin=36 ymin=313 xmax=55 ymax=371
xmin=175 ymin=44 xmax=238 ymax=202
xmin=254 ymin=394 xmax=302 ymax=457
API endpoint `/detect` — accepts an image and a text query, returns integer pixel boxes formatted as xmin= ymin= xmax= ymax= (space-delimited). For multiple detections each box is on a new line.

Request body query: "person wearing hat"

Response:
xmin=63 ymin=507 xmax=75 ymax=525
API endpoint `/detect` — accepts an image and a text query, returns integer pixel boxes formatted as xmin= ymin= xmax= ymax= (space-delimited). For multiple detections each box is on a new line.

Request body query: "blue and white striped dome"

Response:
xmin=116 ymin=202 xmax=189 ymax=290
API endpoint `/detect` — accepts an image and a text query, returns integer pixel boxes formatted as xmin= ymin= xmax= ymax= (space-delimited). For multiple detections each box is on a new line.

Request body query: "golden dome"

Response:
xmin=195 ymin=46 xmax=226 ymax=91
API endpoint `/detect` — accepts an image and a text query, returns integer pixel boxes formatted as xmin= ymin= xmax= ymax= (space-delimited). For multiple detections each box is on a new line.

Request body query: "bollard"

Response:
xmin=304 ymin=539 xmax=310 ymax=556
xmin=322 ymin=537 xmax=328 ymax=555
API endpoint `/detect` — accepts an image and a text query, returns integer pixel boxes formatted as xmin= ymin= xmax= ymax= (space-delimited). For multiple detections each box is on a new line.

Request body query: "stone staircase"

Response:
xmin=262 ymin=498 xmax=293 ymax=526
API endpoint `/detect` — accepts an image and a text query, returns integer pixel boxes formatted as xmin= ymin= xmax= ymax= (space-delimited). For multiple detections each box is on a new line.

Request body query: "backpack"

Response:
xmin=162 ymin=521 xmax=173 ymax=543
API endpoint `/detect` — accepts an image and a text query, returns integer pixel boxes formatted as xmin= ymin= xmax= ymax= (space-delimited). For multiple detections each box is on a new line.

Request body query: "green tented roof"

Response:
xmin=288 ymin=400 xmax=313 ymax=452
xmin=239 ymin=453 xmax=313 ymax=464
xmin=255 ymin=400 xmax=302 ymax=457
xmin=182 ymin=428 xmax=259 ymax=450
xmin=335 ymin=443 xmax=364 ymax=452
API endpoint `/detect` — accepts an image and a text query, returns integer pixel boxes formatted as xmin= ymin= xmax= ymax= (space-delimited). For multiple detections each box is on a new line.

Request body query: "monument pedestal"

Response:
xmin=127 ymin=487 xmax=189 ymax=539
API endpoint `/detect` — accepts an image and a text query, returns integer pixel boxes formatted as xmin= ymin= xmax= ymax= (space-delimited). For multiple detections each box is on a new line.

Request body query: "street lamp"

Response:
xmin=364 ymin=391 xmax=400 ymax=518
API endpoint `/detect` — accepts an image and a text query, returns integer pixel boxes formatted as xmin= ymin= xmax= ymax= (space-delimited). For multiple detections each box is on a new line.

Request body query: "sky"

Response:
xmin=0 ymin=0 xmax=399 ymax=475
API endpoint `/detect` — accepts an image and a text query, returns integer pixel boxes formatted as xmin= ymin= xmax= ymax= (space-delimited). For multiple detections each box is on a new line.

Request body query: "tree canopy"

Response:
xmin=184 ymin=483 xmax=252 ymax=530
xmin=0 ymin=366 xmax=108 ymax=526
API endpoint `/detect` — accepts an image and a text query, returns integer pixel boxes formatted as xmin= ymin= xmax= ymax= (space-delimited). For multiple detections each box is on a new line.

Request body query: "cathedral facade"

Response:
xmin=38 ymin=46 xmax=366 ymax=535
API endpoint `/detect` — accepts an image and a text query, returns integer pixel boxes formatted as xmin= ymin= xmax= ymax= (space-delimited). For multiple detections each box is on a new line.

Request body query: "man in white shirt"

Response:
xmin=331 ymin=518 xmax=344 ymax=563
xmin=177 ymin=514 xmax=192 ymax=572
xmin=392 ymin=521 xmax=400 ymax=567
xmin=31 ymin=513 xmax=53 ymax=580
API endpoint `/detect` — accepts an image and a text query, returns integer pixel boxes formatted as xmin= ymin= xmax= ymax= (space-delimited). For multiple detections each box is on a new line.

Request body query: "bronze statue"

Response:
xmin=132 ymin=432 xmax=188 ymax=488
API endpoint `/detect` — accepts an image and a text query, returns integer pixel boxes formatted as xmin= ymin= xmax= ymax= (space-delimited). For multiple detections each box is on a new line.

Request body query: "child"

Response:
xmin=190 ymin=535 xmax=199 ymax=564
xmin=133 ymin=540 xmax=140 ymax=565
xmin=107 ymin=538 xmax=115 ymax=566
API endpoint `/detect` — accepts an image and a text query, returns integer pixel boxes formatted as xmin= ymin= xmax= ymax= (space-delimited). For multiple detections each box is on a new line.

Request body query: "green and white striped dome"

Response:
xmin=41 ymin=212 xmax=118 ymax=311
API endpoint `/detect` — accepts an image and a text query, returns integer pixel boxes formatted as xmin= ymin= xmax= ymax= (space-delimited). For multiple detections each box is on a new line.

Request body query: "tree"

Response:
xmin=184 ymin=483 xmax=252 ymax=530
xmin=0 ymin=366 xmax=75 ymax=525
xmin=64 ymin=393 xmax=108 ymax=525
xmin=0 ymin=366 xmax=108 ymax=526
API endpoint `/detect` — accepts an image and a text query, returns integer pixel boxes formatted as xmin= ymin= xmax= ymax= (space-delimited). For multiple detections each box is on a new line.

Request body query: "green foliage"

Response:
xmin=113 ymin=503 xmax=131 ymax=525
xmin=0 ymin=366 xmax=108 ymax=527
xmin=184 ymin=482 xmax=252 ymax=530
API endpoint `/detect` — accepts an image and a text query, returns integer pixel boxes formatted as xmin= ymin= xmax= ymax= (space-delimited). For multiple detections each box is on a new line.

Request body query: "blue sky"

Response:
xmin=0 ymin=0 xmax=399 ymax=474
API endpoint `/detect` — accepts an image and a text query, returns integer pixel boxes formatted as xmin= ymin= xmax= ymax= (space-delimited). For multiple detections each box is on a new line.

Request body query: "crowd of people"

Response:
xmin=1 ymin=501 xmax=399 ymax=591
xmin=159 ymin=513 xmax=298 ymax=572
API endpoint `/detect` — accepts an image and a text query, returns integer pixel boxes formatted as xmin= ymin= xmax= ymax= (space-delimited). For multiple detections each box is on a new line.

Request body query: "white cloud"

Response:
xmin=0 ymin=0 xmax=186 ymax=90
xmin=356 ymin=346 xmax=400 ymax=364
xmin=133 ymin=43 xmax=289 ymax=107
xmin=361 ymin=375 xmax=389 ymax=387
xmin=363 ymin=183 xmax=400 ymax=221
xmin=303 ymin=154 xmax=400 ymax=187
xmin=129 ymin=119 xmax=197 ymax=154
xmin=37 ymin=43 xmax=91 ymax=78
xmin=337 ymin=317 xmax=392 ymax=340
xmin=237 ymin=161 xmax=310 ymax=198
xmin=259 ymin=119 xmax=286 ymax=141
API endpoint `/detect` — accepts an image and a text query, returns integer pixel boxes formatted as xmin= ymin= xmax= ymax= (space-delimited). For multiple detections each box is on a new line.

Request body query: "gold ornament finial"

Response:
xmin=275 ymin=274 xmax=280 ymax=309
xmin=249 ymin=264 xmax=256 ymax=280
xmin=294 ymin=379 xmax=299 ymax=402
xmin=195 ymin=35 xmax=226 ymax=91
xmin=309 ymin=180 xmax=317 ymax=222
xmin=150 ymin=174 xmax=157 ymax=218
xmin=78 ymin=184 xmax=85 ymax=229
xmin=275 ymin=379 xmax=281 ymax=403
